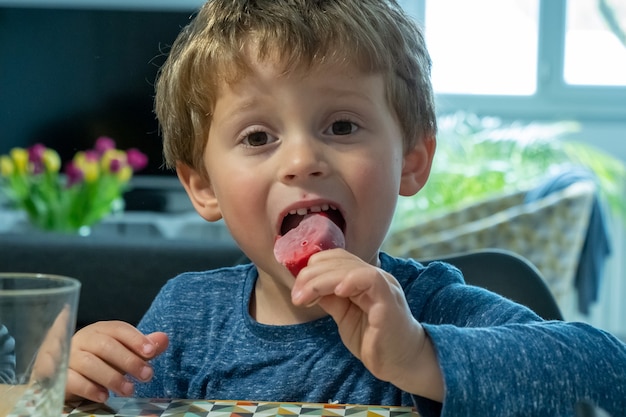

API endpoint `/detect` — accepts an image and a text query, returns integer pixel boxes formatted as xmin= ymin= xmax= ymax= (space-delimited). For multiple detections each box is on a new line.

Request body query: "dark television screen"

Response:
xmin=0 ymin=6 xmax=195 ymax=179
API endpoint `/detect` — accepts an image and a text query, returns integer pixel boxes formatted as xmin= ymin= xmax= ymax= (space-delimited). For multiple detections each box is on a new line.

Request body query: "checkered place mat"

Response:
xmin=63 ymin=398 xmax=419 ymax=417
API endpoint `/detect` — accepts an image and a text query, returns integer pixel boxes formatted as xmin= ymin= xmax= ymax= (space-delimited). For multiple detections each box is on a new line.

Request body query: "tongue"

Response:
xmin=274 ymin=213 xmax=345 ymax=276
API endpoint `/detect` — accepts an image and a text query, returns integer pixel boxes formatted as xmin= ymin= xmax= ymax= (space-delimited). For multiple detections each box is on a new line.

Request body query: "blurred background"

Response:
xmin=0 ymin=0 xmax=624 ymax=336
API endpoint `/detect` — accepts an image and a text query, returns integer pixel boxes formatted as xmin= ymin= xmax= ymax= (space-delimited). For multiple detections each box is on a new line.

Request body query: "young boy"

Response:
xmin=65 ymin=1 xmax=626 ymax=416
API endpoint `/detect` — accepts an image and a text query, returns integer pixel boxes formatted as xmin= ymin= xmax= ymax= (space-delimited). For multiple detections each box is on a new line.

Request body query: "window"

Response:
xmin=564 ymin=0 xmax=626 ymax=86
xmin=403 ymin=0 xmax=626 ymax=122
xmin=424 ymin=0 xmax=539 ymax=95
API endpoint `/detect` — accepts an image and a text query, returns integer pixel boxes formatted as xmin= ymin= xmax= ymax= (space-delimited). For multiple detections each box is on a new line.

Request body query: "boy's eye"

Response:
xmin=327 ymin=120 xmax=357 ymax=136
xmin=242 ymin=131 xmax=276 ymax=147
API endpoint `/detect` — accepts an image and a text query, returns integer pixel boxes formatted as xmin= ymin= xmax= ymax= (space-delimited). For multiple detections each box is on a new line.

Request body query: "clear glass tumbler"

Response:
xmin=0 ymin=273 xmax=80 ymax=417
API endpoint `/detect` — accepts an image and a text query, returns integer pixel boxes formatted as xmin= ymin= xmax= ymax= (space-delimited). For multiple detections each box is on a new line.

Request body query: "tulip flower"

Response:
xmin=101 ymin=149 xmax=126 ymax=174
xmin=9 ymin=148 xmax=28 ymax=175
xmin=82 ymin=159 xmax=100 ymax=184
xmin=94 ymin=136 xmax=116 ymax=155
xmin=28 ymin=143 xmax=48 ymax=174
xmin=0 ymin=156 xmax=14 ymax=177
xmin=127 ymin=148 xmax=149 ymax=171
xmin=65 ymin=161 xmax=84 ymax=187
xmin=116 ymin=165 xmax=133 ymax=183
xmin=42 ymin=149 xmax=61 ymax=173
xmin=0 ymin=138 xmax=148 ymax=233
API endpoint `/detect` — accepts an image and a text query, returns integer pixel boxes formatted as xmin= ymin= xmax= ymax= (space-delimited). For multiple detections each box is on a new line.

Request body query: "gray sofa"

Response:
xmin=0 ymin=233 xmax=244 ymax=329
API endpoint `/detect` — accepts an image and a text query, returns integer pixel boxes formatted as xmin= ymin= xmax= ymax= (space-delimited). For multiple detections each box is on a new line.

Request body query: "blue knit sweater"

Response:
xmin=135 ymin=253 xmax=626 ymax=416
xmin=0 ymin=324 xmax=16 ymax=384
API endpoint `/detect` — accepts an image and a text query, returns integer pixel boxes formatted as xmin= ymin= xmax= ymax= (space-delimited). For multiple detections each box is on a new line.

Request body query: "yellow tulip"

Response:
xmin=101 ymin=149 xmax=126 ymax=174
xmin=0 ymin=155 xmax=14 ymax=177
xmin=42 ymin=149 xmax=61 ymax=173
xmin=73 ymin=151 xmax=86 ymax=168
xmin=83 ymin=160 xmax=100 ymax=183
xmin=10 ymin=148 xmax=28 ymax=174
xmin=116 ymin=165 xmax=133 ymax=183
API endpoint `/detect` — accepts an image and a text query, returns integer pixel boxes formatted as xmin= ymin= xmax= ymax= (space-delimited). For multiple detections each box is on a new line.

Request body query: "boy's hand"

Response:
xmin=65 ymin=321 xmax=169 ymax=403
xmin=291 ymin=249 xmax=443 ymax=402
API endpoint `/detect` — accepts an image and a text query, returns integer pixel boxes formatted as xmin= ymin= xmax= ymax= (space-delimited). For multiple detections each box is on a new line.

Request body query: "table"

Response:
xmin=63 ymin=398 xmax=420 ymax=417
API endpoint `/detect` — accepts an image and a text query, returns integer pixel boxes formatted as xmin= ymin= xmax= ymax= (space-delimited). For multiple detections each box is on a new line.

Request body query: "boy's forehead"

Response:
xmin=217 ymin=39 xmax=374 ymax=86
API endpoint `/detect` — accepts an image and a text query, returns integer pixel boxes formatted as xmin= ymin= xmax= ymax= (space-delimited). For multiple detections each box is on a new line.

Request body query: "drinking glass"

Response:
xmin=0 ymin=273 xmax=80 ymax=417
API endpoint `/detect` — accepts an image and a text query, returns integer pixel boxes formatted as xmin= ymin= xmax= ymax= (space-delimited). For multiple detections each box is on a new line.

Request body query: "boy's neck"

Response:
xmin=251 ymin=271 xmax=328 ymax=325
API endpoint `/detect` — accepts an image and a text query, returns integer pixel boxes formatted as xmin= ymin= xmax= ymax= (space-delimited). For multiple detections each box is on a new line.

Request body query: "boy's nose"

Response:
xmin=278 ymin=136 xmax=329 ymax=183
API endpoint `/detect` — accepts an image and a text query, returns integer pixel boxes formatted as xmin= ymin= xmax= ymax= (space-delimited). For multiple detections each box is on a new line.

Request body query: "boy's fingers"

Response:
xmin=99 ymin=321 xmax=161 ymax=358
xmin=146 ymin=332 xmax=169 ymax=357
xmin=112 ymin=332 xmax=168 ymax=384
xmin=65 ymin=364 xmax=110 ymax=403
xmin=67 ymin=322 xmax=169 ymax=402
xmin=77 ymin=321 xmax=160 ymax=360
xmin=70 ymin=341 xmax=139 ymax=393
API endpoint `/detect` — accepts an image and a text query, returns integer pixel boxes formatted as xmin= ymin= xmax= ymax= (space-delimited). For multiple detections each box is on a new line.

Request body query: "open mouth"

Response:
xmin=280 ymin=204 xmax=345 ymax=237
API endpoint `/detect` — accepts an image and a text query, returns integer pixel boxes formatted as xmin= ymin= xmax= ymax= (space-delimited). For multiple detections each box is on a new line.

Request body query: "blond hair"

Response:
xmin=155 ymin=0 xmax=436 ymax=174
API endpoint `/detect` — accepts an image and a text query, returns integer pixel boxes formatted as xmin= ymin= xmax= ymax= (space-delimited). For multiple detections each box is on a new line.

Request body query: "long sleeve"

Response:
xmin=422 ymin=321 xmax=626 ymax=417
xmin=0 ymin=324 xmax=16 ymax=384
xmin=135 ymin=254 xmax=626 ymax=416
xmin=400 ymin=259 xmax=626 ymax=417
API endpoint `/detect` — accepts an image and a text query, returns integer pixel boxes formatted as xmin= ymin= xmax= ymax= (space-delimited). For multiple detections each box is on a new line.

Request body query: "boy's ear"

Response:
xmin=176 ymin=163 xmax=223 ymax=222
xmin=399 ymin=135 xmax=436 ymax=197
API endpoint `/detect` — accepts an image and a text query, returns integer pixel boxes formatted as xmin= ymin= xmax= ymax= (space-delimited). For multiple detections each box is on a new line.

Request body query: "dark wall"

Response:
xmin=0 ymin=7 xmax=193 ymax=177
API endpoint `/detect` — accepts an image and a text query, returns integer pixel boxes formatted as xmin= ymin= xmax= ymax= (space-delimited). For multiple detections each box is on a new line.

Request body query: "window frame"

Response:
xmin=6 ymin=0 xmax=624 ymax=122
xmin=409 ymin=0 xmax=626 ymax=123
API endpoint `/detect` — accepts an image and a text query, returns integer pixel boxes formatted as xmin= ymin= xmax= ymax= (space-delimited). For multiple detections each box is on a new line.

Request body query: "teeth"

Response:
xmin=288 ymin=204 xmax=335 ymax=216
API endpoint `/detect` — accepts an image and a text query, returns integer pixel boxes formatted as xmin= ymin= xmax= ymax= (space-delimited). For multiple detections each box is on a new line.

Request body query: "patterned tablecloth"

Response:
xmin=62 ymin=398 xmax=420 ymax=417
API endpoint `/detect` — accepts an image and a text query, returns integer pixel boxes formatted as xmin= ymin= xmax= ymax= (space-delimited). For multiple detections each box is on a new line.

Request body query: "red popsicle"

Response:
xmin=274 ymin=213 xmax=345 ymax=276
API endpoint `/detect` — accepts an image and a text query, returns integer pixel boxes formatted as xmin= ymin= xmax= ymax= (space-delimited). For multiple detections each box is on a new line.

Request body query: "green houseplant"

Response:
xmin=392 ymin=112 xmax=626 ymax=231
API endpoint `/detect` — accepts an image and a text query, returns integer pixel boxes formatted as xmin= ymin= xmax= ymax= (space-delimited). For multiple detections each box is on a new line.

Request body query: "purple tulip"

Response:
xmin=109 ymin=157 xmax=123 ymax=174
xmin=65 ymin=161 xmax=84 ymax=186
xmin=126 ymin=148 xmax=148 ymax=172
xmin=94 ymin=136 xmax=116 ymax=155
xmin=84 ymin=150 xmax=100 ymax=162
xmin=28 ymin=143 xmax=47 ymax=174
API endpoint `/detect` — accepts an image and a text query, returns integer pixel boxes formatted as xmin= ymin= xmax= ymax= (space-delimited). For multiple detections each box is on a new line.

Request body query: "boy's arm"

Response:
xmin=417 ymin=320 xmax=626 ymax=417
xmin=411 ymin=267 xmax=626 ymax=417
xmin=295 ymin=253 xmax=626 ymax=416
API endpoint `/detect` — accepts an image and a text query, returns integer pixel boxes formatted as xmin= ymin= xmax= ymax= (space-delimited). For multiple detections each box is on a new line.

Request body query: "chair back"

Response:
xmin=0 ymin=233 xmax=244 ymax=328
xmin=421 ymin=249 xmax=564 ymax=321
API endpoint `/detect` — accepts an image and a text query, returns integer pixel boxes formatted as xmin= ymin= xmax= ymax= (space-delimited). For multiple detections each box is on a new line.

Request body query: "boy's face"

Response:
xmin=180 ymin=54 xmax=434 ymax=284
